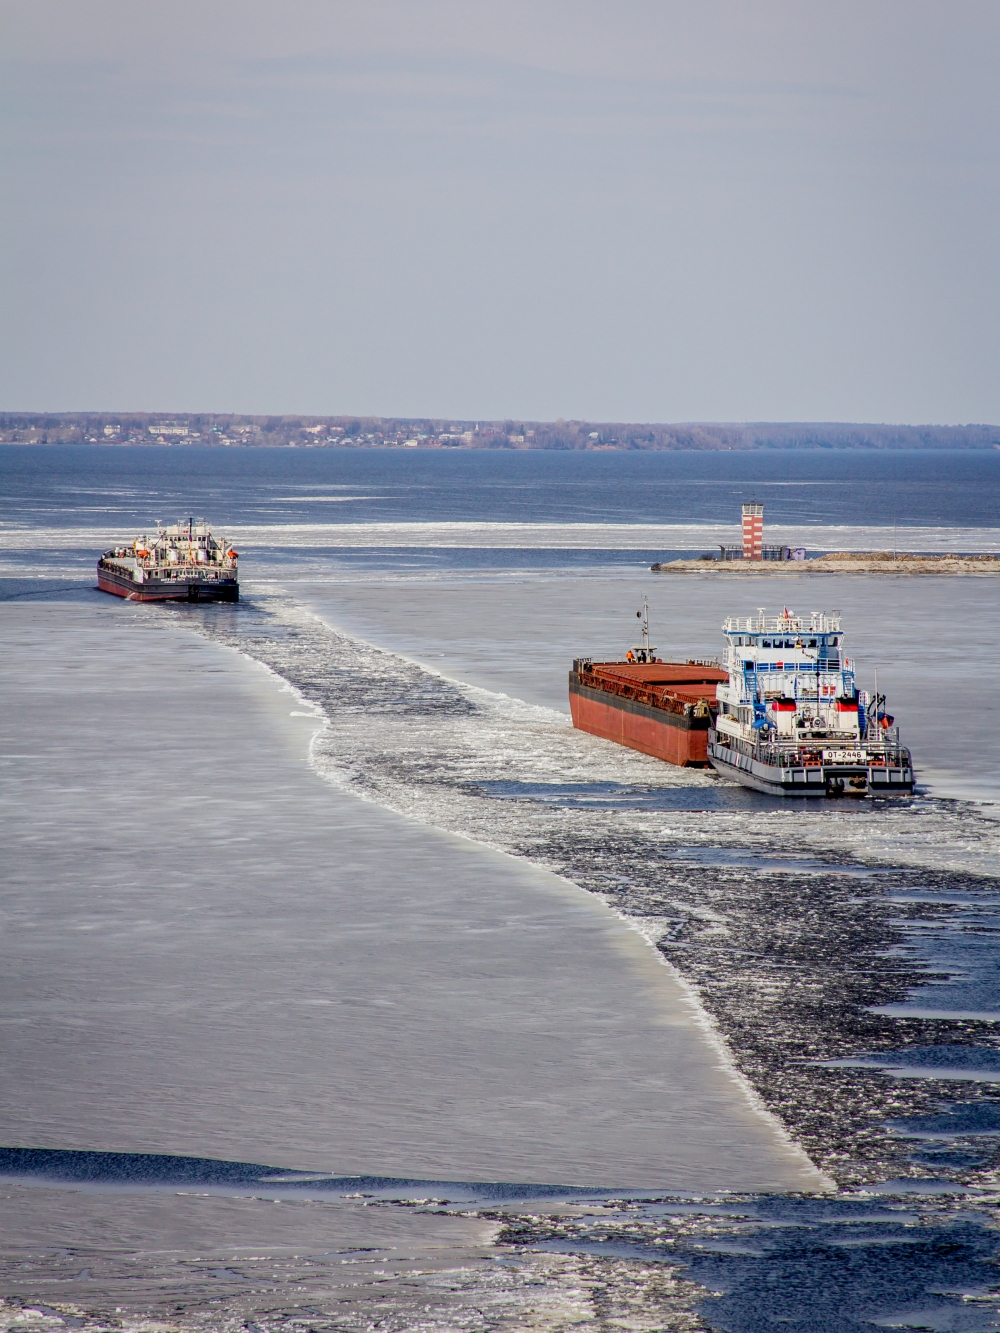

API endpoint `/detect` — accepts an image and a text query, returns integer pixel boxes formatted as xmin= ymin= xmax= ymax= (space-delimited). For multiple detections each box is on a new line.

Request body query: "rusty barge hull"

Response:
xmin=569 ymin=673 xmax=709 ymax=765
xmin=568 ymin=661 xmax=728 ymax=768
xmin=97 ymin=520 xmax=240 ymax=604
xmin=97 ymin=564 xmax=238 ymax=602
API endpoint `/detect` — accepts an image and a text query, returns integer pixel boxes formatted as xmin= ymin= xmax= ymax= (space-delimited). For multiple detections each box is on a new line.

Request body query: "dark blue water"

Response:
xmin=470 ymin=778 xmax=767 ymax=811
xmin=527 ymin=1194 xmax=1000 ymax=1333
xmin=3 ymin=444 xmax=1000 ymax=529
xmin=0 ymin=1146 xmax=596 ymax=1202
xmin=874 ymin=890 xmax=1000 ymax=1023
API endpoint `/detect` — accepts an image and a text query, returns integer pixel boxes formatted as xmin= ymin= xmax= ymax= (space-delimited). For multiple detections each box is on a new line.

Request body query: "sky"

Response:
xmin=1 ymin=1 xmax=998 ymax=423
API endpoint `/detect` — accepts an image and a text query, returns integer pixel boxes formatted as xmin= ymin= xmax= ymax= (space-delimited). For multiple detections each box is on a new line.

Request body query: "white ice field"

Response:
xmin=1 ymin=598 xmax=825 ymax=1194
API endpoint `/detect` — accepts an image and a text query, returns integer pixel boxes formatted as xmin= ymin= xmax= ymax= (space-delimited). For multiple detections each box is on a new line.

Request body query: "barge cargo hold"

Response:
xmin=569 ymin=660 xmax=728 ymax=767
xmin=97 ymin=519 xmax=239 ymax=602
xmin=569 ymin=598 xmax=726 ymax=767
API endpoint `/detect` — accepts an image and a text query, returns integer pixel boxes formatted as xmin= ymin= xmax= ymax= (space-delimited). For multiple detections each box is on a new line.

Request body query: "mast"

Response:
xmin=629 ymin=595 xmax=657 ymax=662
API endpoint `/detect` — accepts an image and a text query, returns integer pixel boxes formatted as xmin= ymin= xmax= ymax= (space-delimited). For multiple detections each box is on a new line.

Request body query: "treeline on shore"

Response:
xmin=2 ymin=413 xmax=998 ymax=451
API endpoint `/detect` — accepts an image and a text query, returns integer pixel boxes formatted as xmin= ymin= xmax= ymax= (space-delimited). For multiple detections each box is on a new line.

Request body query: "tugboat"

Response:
xmin=707 ymin=607 xmax=913 ymax=796
xmin=97 ymin=519 xmax=239 ymax=602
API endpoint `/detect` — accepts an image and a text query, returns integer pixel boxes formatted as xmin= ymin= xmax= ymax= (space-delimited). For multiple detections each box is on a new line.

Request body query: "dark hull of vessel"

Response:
xmin=569 ymin=670 xmax=712 ymax=767
xmin=97 ymin=563 xmax=239 ymax=603
xmin=707 ymin=730 xmax=914 ymax=798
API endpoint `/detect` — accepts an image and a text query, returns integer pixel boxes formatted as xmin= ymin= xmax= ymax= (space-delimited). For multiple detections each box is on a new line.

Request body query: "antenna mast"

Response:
xmin=630 ymin=595 xmax=657 ymax=662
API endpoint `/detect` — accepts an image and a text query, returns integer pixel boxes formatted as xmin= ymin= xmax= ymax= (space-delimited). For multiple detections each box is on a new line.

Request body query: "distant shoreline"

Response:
xmin=2 ymin=414 xmax=999 ymax=451
xmin=652 ymin=553 xmax=1000 ymax=575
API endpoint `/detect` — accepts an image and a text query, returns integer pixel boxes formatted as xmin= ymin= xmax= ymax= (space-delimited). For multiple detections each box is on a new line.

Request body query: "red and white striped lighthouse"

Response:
xmin=742 ymin=502 xmax=764 ymax=560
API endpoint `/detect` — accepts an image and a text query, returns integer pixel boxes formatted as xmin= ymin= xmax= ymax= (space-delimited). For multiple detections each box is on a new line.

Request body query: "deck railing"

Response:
xmin=717 ymin=733 xmax=911 ymax=768
xmin=723 ymin=613 xmax=842 ymax=635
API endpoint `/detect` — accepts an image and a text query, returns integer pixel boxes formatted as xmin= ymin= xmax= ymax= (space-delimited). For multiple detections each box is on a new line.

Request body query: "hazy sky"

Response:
xmin=2 ymin=1 xmax=998 ymax=421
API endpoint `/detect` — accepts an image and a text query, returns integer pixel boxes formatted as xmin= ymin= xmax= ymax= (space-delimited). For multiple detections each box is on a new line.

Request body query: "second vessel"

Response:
xmin=97 ymin=519 xmax=239 ymax=602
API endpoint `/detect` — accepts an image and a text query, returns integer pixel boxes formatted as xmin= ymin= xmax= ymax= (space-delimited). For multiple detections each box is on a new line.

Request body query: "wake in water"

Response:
xmin=160 ymin=587 xmax=1000 ymax=1191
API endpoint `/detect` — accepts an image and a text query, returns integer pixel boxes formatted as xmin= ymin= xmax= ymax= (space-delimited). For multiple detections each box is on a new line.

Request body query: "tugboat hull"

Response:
xmin=707 ymin=732 xmax=914 ymax=798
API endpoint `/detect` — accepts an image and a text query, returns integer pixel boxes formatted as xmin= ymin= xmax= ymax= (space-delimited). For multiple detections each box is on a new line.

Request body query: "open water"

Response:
xmin=2 ymin=446 xmax=1000 ymax=1332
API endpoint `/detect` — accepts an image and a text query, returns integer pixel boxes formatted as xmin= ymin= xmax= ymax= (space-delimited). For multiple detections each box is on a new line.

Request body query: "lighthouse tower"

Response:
xmin=742 ymin=502 xmax=764 ymax=560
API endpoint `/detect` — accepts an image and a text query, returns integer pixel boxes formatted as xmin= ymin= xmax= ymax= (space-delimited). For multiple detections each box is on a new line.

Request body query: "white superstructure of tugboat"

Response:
xmin=708 ymin=608 xmax=913 ymax=797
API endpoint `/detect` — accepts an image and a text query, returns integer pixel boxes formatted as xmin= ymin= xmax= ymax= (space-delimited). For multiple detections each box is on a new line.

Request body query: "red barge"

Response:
xmin=569 ymin=600 xmax=726 ymax=767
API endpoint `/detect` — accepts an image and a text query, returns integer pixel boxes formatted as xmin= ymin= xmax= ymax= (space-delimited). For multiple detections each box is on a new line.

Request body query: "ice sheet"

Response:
xmin=2 ymin=520 xmax=998 ymax=555
xmin=0 ymin=1182 xmax=499 ymax=1327
xmin=0 ymin=598 xmax=823 ymax=1193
